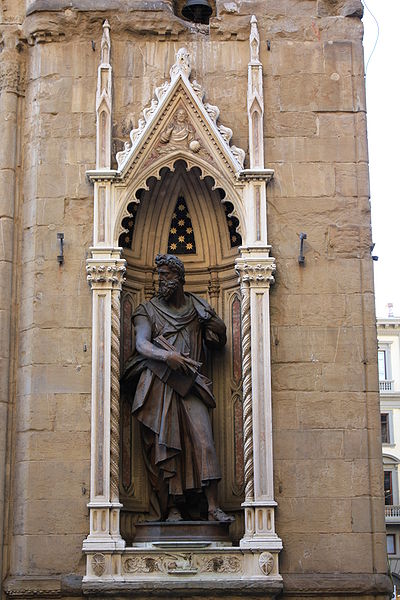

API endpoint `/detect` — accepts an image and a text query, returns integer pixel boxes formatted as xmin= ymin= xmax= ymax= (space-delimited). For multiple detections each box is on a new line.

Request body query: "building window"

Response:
xmin=378 ymin=343 xmax=393 ymax=391
xmin=387 ymin=534 xmax=396 ymax=555
xmin=385 ymin=471 xmax=393 ymax=505
xmin=381 ymin=413 xmax=392 ymax=444
xmin=378 ymin=349 xmax=388 ymax=380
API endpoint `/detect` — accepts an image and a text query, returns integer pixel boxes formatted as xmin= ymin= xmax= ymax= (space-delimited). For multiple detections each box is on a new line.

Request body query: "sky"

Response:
xmin=362 ymin=0 xmax=400 ymax=318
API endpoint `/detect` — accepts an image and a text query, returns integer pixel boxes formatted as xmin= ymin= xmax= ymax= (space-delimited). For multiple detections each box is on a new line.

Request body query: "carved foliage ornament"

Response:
xmin=123 ymin=553 xmax=242 ymax=575
xmin=235 ymin=261 xmax=276 ymax=287
xmin=116 ymin=48 xmax=245 ymax=170
xmin=86 ymin=263 xmax=127 ymax=289
xmin=0 ymin=61 xmax=25 ymax=95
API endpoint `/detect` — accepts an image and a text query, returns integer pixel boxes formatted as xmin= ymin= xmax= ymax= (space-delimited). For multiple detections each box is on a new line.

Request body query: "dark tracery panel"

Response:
xmin=167 ymin=196 xmax=196 ymax=254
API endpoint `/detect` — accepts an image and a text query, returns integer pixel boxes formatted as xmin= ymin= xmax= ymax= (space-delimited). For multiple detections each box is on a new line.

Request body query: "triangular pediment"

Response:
xmin=115 ymin=48 xmax=246 ymax=180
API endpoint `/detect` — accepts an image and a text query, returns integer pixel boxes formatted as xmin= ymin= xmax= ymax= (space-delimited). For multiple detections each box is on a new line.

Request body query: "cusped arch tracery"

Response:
xmin=114 ymin=157 xmax=245 ymax=253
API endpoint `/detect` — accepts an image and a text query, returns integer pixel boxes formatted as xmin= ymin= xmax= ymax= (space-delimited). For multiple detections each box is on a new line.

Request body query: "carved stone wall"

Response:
xmin=0 ymin=0 xmax=391 ymax=598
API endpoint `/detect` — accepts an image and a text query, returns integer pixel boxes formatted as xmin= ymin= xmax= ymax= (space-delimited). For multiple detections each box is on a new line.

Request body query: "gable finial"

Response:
xmin=96 ymin=19 xmax=112 ymax=169
xmin=101 ymin=20 xmax=111 ymax=65
xmin=170 ymin=47 xmax=192 ymax=80
xmin=248 ymin=15 xmax=264 ymax=168
xmin=249 ymin=15 xmax=260 ymax=65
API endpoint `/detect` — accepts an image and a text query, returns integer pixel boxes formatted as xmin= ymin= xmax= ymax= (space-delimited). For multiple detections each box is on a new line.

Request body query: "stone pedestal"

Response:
xmin=134 ymin=521 xmax=231 ymax=543
xmin=83 ymin=543 xmax=282 ymax=596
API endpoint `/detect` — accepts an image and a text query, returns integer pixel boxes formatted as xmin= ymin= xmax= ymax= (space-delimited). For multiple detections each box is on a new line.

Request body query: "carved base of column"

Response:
xmin=83 ymin=546 xmax=282 ymax=594
xmin=240 ymin=503 xmax=283 ymax=551
xmin=82 ymin=503 xmax=126 ymax=552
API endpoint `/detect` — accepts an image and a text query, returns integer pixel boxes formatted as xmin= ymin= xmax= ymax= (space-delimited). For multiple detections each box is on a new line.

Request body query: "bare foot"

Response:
xmin=208 ymin=507 xmax=235 ymax=523
xmin=166 ymin=507 xmax=184 ymax=522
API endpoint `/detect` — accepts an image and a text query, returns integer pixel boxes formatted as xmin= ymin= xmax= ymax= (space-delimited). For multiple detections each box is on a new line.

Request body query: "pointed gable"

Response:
xmin=115 ymin=47 xmax=246 ymax=179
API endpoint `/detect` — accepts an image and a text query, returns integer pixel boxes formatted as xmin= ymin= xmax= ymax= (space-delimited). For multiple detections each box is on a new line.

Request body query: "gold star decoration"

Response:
xmin=167 ymin=196 xmax=196 ymax=254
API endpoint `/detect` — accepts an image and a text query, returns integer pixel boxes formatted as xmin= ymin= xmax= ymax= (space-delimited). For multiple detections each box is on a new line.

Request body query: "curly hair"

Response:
xmin=155 ymin=254 xmax=185 ymax=283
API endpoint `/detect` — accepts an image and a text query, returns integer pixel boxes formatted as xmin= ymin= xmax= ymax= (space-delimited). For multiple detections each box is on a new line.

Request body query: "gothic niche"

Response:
xmin=119 ymin=160 xmax=244 ymax=544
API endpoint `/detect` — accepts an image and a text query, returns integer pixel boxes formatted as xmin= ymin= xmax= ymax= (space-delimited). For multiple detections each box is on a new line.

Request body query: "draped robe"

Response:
xmin=123 ymin=293 xmax=226 ymax=511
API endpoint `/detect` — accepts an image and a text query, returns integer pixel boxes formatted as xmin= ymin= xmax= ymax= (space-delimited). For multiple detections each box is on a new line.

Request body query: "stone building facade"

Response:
xmin=0 ymin=0 xmax=391 ymax=598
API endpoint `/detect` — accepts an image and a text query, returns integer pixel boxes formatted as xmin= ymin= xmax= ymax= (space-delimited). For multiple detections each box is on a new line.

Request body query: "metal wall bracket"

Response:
xmin=298 ymin=232 xmax=307 ymax=265
xmin=57 ymin=233 xmax=64 ymax=265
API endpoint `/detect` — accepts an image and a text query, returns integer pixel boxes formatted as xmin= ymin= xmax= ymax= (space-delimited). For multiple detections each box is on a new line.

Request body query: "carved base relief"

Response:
xmin=84 ymin=547 xmax=281 ymax=584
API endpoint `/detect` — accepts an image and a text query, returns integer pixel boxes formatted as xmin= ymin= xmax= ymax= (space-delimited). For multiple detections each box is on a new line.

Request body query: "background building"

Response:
xmin=378 ymin=313 xmax=400 ymax=590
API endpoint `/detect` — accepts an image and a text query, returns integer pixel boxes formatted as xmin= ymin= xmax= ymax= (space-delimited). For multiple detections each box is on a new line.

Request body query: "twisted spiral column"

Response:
xmin=110 ymin=290 xmax=121 ymax=503
xmin=240 ymin=280 xmax=254 ymax=503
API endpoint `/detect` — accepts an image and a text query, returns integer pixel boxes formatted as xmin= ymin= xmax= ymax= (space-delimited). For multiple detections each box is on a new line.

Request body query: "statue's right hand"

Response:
xmin=166 ymin=351 xmax=189 ymax=373
xmin=165 ymin=352 xmax=198 ymax=374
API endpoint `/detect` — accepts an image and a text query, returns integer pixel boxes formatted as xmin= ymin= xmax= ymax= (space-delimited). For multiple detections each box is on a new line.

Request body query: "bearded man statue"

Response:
xmin=123 ymin=254 xmax=233 ymax=523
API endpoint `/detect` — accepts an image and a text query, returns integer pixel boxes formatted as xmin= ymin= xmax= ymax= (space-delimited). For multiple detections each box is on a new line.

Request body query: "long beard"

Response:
xmin=158 ymin=279 xmax=180 ymax=300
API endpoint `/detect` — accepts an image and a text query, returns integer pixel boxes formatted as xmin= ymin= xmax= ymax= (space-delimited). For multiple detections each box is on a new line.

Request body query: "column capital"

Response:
xmin=0 ymin=31 xmax=25 ymax=96
xmin=235 ymin=253 xmax=276 ymax=289
xmin=86 ymin=259 xmax=126 ymax=291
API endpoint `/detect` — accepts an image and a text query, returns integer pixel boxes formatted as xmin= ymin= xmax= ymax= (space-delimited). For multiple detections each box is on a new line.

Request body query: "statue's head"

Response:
xmin=155 ymin=254 xmax=185 ymax=300
xmin=176 ymin=108 xmax=187 ymax=123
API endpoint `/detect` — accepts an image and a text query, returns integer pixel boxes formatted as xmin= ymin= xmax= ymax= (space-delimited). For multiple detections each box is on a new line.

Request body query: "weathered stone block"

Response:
xmin=279 ymin=532 xmax=373 ymax=573
xmin=15 ymin=430 xmax=90 ymax=463
xmin=271 ymin=325 xmax=366 ymax=365
xmin=277 ymin=497 xmax=352 ymax=533
xmin=267 ymin=41 xmax=324 ymax=76
xmin=278 ymin=73 xmax=355 ymax=112
xmin=274 ymin=429 xmax=345 ymax=460
xmin=17 ymin=364 xmax=91 ymax=396
xmin=14 ymin=458 xmax=90 ymax=501
xmin=11 ymin=533 xmax=85 ymax=574
xmin=295 ymin=391 xmax=367 ymax=430
xmin=0 ymin=216 xmax=14 ymax=262
xmin=0 ymin=262 xmax=12 ymax=310
xmin=14 ymin=498 xmax=88 ymax=535
xmin=270 ymin=163 xmax=335 ymax=197
xmin=267 ymin=111 xmax=318 ymax=138
xmin=268 ymin=135 xmax=358 ymax=163
xmin=0 ymin=169 xmax=16 ymax=217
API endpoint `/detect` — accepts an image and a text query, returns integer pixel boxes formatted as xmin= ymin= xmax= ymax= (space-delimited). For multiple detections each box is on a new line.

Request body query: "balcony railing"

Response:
xmin=380 ymin=380 xmax=394 ymax=392
xmin=386 ymin=505 xmax=400 ymax=522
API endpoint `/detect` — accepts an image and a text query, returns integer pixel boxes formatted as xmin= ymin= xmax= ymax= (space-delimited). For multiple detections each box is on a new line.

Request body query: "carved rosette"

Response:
xmin=86 ymin=261 xmax=126 ymax=290
xmin=91 ymin=553 xmax=106 ymax=577
xmin=259 ymin=552 xmax=274 ymax=576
